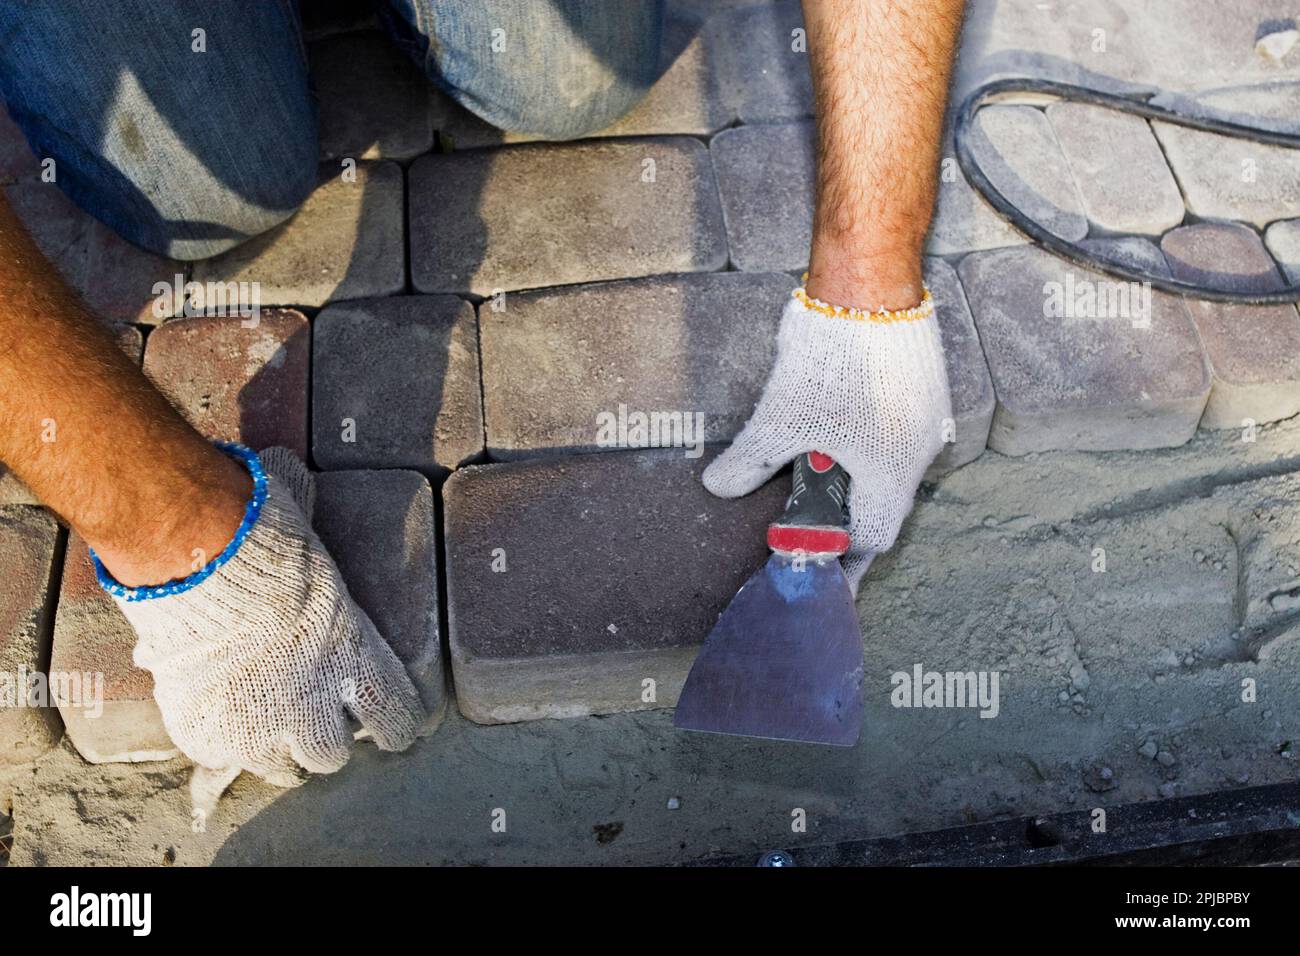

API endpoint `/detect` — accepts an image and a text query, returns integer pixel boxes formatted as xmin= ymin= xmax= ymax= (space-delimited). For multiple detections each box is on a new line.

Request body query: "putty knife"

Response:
xmin=674 ymin=452 xmax=864 ymax=746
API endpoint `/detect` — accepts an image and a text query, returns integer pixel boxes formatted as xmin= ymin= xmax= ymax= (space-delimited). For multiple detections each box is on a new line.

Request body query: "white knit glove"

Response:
xmin=704 ymin=287 xmax=952 ymax=593
xmin=100 ymin=446 xmax=425 ymax=807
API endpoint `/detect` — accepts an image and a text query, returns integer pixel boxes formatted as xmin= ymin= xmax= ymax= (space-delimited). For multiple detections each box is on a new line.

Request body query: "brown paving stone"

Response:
xmin=960 ymin=243 xmax=1210 ymax=454
xmin=143 ymin=310 xmax=310 ymax=458
xmin=709 ymin=120 xmax=813 ymax=272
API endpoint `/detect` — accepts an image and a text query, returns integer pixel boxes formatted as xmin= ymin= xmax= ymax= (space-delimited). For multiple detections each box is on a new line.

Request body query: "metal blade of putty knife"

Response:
xmin=674 ymin=452 xmax=864 ymax=746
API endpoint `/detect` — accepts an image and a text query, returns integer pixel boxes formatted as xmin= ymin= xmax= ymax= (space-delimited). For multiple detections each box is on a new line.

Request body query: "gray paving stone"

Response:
xmin=710 ymin=120 xmax=813 ymax=272
xmin=926 ymin=137 xmax=1028 ymax=256
xmin=714 ymin=0 xmax=812 ymax=123
xmin=966 ymin=105 xmax=1088 ymax=244
xmin=1152 ymin=119 xmax=1300 ymax=230
xmin=194 ymin=162 xmax=405 ymax=308
xmin=0 ymin=325 xmax=142 ymax=507
xmin=143 ymin=309 xmax=311 ymax=459
xmin=443 ymin=449 xmax=786 ymax=724
xmin=959 ymin=243 xmax=1211 ymax=455
xmin=50 ymin=533 xmax=177 ymax=764
xmin=1161 ymin=222 xmax=1300 ymax=429
xmin=1047 ymin=102 xmax=1184 ymax=236
xmin=312 ymin=31 xmax=433 ymax=161
xmin=481 ymin=272 xmax=794 ymax=459
xmin=312 ymin=296 xmax=483 ymax=475
xmin=410 ymin=138 xmax=726 ymax=296
xmin=924 ymin=257 xmax=994 ymax=476
xmin=314 ymin=470 xmax=445 ymax=736
xmin=0 ymin=506 xmax=63 ymax=766
xmin=1263 ymin=218 xmax=1300 ymax=282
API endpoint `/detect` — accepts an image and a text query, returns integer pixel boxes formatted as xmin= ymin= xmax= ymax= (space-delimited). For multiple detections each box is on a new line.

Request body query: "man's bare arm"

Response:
xmin=802 ymin=0 xmax=965 ymax=311
xmin=0 ymin=195 xmax=250 ymax=586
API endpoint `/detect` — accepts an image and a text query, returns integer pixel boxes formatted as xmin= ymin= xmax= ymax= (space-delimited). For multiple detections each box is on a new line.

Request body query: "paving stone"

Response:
xmin=713 ymin=0 xmax=812 ymax=123
xmin=0 ymin=325 xmax=142 ymax=507
xmin=49 ymin=533 xmax=177 ymax=763
xmin=0 ymin=507 xmax=63 ymax=766
xmin=959 ymin=243 xmax=1211 ymax=455
xmin=143 ymin=310 xmax=310 ymax=458
xmin=1047 ymin=102 xmax=1185 ymax=236
xmin=410 ymin=138 xmax=725 ymax=296
xmin=966 ymin=105 xmax=1088 ymax=244
xmin=711 ymin=120 xmax=813 ymax=272
xmin=312 ymin=296 xmax=483 ymax=475
xmin=926 ymin=136 xmax=1028 ymax=256
xmin=314 ymin=470 xmax=445 ymax=736
xmin=481 ymin=272 xmax=794 ymax=459
xmin=1161 ymin=222 xmax=1300 ymax=429
xmin=1263 ymin=218 xmax=1300 ymax=282
xmin=1152 ymin=119 xmax=1300 ymax=230
xmin=0 ymin=101 xmax=40 ymax=182
xmin=443 ymin=449 xmax=786 ymax=724
xmin=924 ymin=257 xmax=994 ymax=476
xmin=194 ymin=162 xmax=405 ymax=308
xmin=312 ymin=31 xmax=433 ymax=161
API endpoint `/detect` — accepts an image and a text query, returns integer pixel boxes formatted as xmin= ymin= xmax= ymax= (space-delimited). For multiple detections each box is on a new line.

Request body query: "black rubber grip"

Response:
xmin=766 ymin=452 xmax=851 ymax=555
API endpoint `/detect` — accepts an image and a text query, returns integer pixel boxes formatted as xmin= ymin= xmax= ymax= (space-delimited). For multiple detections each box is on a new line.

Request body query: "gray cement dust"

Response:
xmin=3 ymin=418 xmax=1298 ymax=865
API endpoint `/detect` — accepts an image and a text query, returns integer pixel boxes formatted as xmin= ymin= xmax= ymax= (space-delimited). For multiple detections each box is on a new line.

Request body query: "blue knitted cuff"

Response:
xmin=90 ymin=442 xmax=269 ymax=602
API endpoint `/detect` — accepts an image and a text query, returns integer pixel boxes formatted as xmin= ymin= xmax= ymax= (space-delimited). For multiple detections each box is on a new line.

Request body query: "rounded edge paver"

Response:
xmin=710 ymin=120 xmax=814 ymax=272
xmin=143 ymin=309 xmax=310 ymax=459
xmin=1161 ymin=222 xmax=1300 ymax=429
xmin=410 ymin=137 xmax=727 ymax=296
xmin=959 ymin=243 xmax=1211 ymax=455
xmin=443 ymin=449 xmax=785 ymax=724
xmin=312 ymin=295 xmax=484 ymax=475
xmin=480 ymin=271 xmax=794 ymax=459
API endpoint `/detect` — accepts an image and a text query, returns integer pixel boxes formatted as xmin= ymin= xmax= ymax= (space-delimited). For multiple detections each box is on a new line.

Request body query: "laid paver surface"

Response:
xmin=3 ymin=0 xmax=1300 ymax=866
xmin=7 ymin=419 xmax=1300 ymax=865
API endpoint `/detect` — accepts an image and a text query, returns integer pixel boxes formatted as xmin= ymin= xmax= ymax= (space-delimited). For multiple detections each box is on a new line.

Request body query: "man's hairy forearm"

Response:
xmin=0 ymin=196 xmax=249 ymax=586
xmin=802 ymin=0 xmax=965 ymax=310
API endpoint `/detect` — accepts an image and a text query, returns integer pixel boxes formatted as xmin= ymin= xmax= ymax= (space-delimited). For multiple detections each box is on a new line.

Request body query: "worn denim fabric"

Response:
xmin=0 ymin=0 xmax=662 ymax=258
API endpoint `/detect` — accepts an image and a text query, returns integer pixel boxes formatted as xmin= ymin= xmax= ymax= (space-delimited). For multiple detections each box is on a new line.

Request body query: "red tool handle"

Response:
xmin=766 ymin=452 xmax=851 ymax=556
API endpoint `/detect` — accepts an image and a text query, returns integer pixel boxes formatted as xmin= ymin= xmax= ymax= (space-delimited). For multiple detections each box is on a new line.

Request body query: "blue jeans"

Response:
xmin=0 ymin=0 xmax=663 ymax=259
